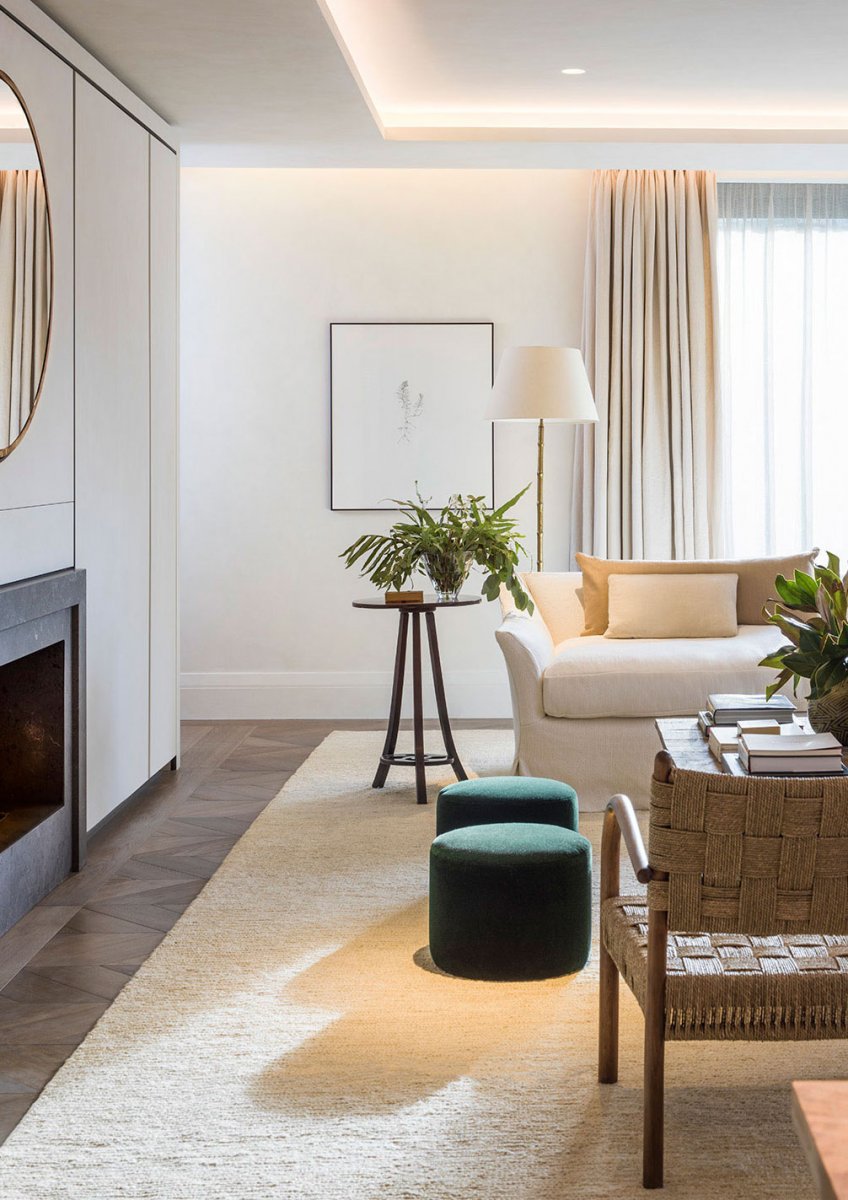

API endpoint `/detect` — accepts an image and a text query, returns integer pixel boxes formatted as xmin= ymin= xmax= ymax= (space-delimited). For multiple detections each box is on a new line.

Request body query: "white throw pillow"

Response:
xmin=605 ymin=573 xmax=739 ymax=639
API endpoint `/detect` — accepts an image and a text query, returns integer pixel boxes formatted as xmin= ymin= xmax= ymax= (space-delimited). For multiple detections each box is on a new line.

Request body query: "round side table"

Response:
xmin=352 ymin=595 xmax=482 ymax=804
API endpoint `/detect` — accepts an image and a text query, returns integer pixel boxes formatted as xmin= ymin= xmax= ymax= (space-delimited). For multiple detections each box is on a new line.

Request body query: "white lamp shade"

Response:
xmin=488 ymin=346 xmax=598 ymax=423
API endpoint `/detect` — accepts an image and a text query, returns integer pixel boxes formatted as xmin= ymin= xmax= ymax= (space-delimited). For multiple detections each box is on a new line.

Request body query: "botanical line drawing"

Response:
xmin=396 ymin=380 xmax=424 ymax=443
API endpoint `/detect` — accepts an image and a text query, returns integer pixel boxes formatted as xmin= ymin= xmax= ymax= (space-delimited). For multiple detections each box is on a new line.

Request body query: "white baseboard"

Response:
xmin=180 ymin=669 xmax=512 ymax=720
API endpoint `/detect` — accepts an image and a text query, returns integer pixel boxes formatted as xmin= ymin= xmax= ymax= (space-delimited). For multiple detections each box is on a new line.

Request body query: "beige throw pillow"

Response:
xmin=519 ymin=572 xmax=586 ymax=645
xmin=605 ymin=573 xmax=739 ymax=639
xmin=575 ymin=549 xmax=818 ymax=635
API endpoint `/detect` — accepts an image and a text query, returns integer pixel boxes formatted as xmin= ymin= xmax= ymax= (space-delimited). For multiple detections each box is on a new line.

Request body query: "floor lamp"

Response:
xmin=487 ymin=346 xmax=598 ymax=571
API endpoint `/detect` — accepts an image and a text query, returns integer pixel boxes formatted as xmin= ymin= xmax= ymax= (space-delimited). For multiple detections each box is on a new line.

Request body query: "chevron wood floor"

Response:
xmin=0 ymin=717 xmax=508 ymax=1143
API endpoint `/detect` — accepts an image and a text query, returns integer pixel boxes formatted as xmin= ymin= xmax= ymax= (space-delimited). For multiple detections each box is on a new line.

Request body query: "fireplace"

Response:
xmin=0 ymin=569 xmax=85 ymax=936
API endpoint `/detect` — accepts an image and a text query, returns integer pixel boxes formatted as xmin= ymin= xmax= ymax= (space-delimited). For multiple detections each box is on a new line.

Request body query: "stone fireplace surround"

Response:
xmin=0 ymin=569 xmax=85 ymax=936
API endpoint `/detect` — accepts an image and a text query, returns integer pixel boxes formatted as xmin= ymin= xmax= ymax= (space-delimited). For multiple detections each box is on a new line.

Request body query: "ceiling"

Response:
xmin=30 ymin=0 xmax=376 ymax=146
xmin=27 ymin=0 xmax=848 ymax=169
xmin=321 ymin=0 xmax=848 ymax=141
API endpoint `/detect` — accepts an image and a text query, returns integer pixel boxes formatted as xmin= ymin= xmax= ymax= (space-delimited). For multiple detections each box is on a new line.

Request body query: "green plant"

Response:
xmin=759 ymin=552 xmax=848 ymax=700
xmin=340 ymin=485 xmax=534 ymax=613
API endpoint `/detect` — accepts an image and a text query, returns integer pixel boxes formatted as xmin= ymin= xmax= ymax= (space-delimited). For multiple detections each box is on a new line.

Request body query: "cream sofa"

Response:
xmin=496 ymin=571 xmax=789 ymax=810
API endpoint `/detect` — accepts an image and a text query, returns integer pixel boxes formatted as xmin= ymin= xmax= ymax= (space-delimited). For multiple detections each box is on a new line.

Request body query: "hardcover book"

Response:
xmin=707 ymin=693 xmax=795 ymax=725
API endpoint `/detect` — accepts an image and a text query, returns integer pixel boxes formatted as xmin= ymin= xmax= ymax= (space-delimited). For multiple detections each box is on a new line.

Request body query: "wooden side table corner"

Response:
xmin=793 ymin=1080 xmax=848 ymax=1200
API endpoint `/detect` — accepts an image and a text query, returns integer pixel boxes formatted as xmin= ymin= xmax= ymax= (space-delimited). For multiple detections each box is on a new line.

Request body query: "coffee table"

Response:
xmin=655 ymin=715 xmax=840 ymax=776
xmin=656 ymin=715 xmax=848 ymax=1199
xmin=655 ymin=717 xmax=718 ymax=773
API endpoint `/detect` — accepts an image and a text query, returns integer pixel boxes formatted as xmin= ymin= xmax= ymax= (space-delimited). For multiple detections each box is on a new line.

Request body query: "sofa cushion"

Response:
xmin=575 ymin=550 xmax=818 ymax=635
xmin=605 ymin=573 xmax=739 ymax=639
xmin=542 ymin=626 xmax=787 ymax=719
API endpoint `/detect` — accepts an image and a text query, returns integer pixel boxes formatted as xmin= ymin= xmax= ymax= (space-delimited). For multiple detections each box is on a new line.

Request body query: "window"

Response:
xmin=717 ymin=183 xmax=848 ymax=563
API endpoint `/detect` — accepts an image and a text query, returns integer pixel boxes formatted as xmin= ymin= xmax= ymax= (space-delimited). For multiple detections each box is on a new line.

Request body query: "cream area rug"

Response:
xmin=1 ymin=730 xmax=845 ymax=1199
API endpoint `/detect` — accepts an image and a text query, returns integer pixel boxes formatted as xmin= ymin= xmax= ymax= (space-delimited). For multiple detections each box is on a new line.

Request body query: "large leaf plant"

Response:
xmin=759 ymin=552 xmax=848 ymax=700
xmin=341 ymin=485 xmax=534 ymax=613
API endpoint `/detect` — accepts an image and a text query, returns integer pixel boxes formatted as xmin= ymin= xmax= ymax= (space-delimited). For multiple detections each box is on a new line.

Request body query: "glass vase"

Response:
xmin=424 ymin=551 xmax=472 ymax=603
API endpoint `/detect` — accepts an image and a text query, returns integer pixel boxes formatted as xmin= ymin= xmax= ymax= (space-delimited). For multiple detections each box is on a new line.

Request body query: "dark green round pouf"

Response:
xmin=428 ymin=822 xmax=592 ymax=981
xmin=436 ymin=776 xmax=579 ymax=837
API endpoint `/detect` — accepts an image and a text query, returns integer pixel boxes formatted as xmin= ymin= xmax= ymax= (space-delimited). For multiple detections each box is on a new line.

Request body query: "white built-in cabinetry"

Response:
xmin=0 ymin=8 xmax=74 ymax=579
xmin=74 ymin=80 xmax=154 ymax=827
xmin=0 ymin=0 xmax=179 ymax=829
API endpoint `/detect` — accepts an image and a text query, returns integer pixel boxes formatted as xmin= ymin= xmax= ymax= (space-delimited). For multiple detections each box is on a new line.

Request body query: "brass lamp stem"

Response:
xmin=536 ymin=417 xmax=545 ymax=571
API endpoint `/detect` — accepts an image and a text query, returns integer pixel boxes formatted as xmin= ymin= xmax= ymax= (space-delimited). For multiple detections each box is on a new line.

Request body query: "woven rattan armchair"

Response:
xmin=599 ymin=750 xmax=848 ymax=1189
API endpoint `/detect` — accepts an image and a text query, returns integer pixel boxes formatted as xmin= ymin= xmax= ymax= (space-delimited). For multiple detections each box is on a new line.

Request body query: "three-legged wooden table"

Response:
xmin=352 ymin=595 xmax=481 ymax=804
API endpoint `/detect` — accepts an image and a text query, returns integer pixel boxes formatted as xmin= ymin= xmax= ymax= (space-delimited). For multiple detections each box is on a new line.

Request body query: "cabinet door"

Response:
xmin=74 ymin=79 xmax=150 ymax=829
xmin=149 ymin=137 xmax=179 ymax=772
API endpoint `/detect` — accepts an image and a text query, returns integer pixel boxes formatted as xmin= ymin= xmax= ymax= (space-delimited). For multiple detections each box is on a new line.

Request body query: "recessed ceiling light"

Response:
xmin=561 ymin=67 xmax=586 ymax=75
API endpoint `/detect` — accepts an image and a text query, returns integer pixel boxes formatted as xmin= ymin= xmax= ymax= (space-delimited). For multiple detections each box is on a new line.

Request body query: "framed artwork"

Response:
xmin=330 ymin=321 xmax=495 ymax=510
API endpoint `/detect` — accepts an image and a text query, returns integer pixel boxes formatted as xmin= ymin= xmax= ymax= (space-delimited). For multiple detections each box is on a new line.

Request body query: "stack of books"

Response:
xmin=708 ymin=718 xmax=785 ymax=763
xmin=734 ymin=731 xmax=845 ymax=776
xmin=708 ymin=724 xmax=741 ymax=762
xmin=699 ymin=693 xmax=796 ymax=732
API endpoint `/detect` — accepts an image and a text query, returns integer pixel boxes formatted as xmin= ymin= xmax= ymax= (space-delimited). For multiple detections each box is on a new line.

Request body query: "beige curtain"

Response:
xmin=0 ymin=169 xmax=51 ymax=447
xmin=570 ymin=169 xmax=724 ymax=561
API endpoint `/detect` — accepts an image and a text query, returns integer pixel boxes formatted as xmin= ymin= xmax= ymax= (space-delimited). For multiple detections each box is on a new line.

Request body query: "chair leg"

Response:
xmin=643 ymin=1025 xmax=665 ymax=1188
xmin=598 ymin=938 xmax=619 ymax=1084
xmin=642 ymin=910 xmax=667 ymax=1189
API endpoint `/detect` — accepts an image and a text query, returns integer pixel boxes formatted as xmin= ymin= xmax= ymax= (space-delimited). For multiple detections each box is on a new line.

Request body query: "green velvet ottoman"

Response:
xmin=428 ymin=822 xmax=592 ymax=981
xmin=436 ymin=776 xmax=579 ymax=837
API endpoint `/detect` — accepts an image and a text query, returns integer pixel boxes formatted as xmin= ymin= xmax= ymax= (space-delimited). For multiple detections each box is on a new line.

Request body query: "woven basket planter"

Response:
xmin=809 ymin=681 xmax=848 ymax=747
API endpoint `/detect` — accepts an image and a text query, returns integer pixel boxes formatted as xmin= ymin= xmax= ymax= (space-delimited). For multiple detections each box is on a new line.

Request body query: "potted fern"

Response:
xmin=340 ymin=486 xmax=534 ymax=614
xmin=760 ymin=552 xmax=848 ymax=744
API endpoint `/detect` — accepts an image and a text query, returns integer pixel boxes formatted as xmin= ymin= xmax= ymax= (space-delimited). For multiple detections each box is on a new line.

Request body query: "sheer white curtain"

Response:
xmin=570 ymin=169 xmax=724 ymax=562
xmin=717 ymin=183 xmax=848 ymax=563
xmin=0 ymin=169 xmax=51 ymax=447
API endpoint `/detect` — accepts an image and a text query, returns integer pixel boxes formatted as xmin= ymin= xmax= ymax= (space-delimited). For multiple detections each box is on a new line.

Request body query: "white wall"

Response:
xmin=180 ymin=168 xmax=590 ymax=718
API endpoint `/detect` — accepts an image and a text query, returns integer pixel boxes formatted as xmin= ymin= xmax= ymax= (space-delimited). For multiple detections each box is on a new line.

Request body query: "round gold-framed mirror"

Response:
xmin=0 ymin=72 xmax=53 ymax=461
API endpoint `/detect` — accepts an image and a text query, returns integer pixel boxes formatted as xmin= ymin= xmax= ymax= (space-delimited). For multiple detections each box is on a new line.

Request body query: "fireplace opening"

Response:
xmin=0 ymin=569 xmax=84 ymax=937
xmin=0 ymin=640 xmax=65 ymax=854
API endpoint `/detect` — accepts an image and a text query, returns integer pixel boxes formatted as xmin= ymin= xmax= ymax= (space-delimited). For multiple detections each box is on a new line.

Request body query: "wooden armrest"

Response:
xmin=609 ymin=794 xmax=652 ymax=883
xmin=601 ymin=793 xmax=653 ymax=903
